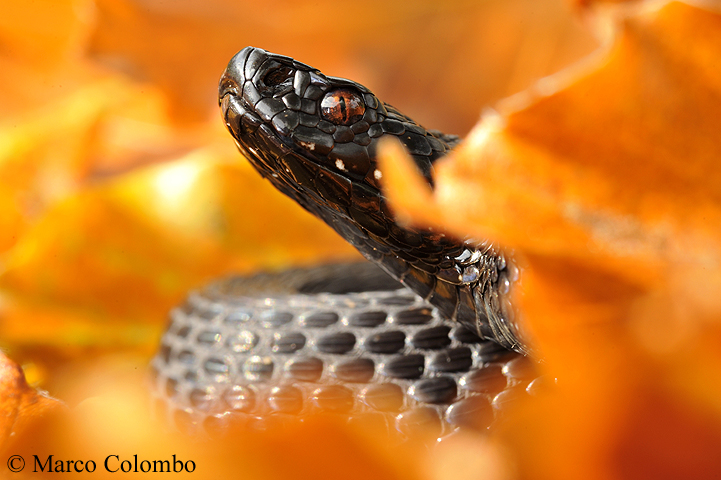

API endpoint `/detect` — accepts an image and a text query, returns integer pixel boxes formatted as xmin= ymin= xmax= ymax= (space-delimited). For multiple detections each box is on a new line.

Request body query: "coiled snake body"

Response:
xmin=151 ymin=47 xmax=543 ymax=439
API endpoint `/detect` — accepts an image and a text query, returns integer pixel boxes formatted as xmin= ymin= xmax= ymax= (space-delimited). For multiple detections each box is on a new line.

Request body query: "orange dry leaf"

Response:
xmin=0 ymin=146 xmax=358 ymax=349
xmin=381 ymin=1 xmax=721 ymax=479
xmin=384 ymin=1 xmax=721 ymax=282
xmin=2 ymin=359 xmax=423 ymax=480
xmin=0 ymin=353 xmax=64 ymax=450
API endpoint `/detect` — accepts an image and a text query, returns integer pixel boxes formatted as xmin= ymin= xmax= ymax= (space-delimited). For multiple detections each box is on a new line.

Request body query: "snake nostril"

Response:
xmin=218 ymin=73 xmax=240 ymax=101
xmin=219 ymin=92 xmax=232 ymax=114
xmin=220 ymin=93 xmax=244 ymax=136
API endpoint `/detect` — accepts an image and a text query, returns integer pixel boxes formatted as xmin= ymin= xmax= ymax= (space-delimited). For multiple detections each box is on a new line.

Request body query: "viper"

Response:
xmin=151 ymin=47 xmax=546 ymax=439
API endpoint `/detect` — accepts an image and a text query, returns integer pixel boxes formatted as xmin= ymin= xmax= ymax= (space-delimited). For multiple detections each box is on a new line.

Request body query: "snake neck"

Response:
xmin=219 ymin=46 xmax=529 ymax=355
xmin=299 ymin=191 xmax=526 ymax=355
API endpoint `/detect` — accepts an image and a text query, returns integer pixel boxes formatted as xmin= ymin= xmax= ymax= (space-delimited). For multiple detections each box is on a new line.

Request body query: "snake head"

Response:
xmin=219 ymin=47 xmax=457 ymax=198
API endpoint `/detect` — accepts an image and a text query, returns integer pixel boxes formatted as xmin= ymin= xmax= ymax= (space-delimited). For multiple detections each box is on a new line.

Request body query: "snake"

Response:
xmin=150 ymin=47 xmax=546 ymax=440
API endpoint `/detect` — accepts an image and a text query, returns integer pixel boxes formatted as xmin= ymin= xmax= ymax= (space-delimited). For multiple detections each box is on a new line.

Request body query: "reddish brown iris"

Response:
xmin=320 ymin=89 xmax=365 ymax=125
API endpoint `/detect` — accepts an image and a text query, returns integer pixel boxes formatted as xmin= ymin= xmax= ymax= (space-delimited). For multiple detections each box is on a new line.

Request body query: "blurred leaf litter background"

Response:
xmin=0 ymin=0 xmax=597 ymax=364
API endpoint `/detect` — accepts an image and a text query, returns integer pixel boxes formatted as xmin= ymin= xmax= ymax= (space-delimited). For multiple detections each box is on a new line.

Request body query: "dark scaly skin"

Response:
xmin=218 ymin=47 xmax=527 ymax=354
xmin=148 ymin=48 xmax=546 ymax=438
xmin=152 ymin=264 xmax=543 ymax=438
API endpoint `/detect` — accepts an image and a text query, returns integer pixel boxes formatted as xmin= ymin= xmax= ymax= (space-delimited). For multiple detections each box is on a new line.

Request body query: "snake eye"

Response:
xmin=320 ymin=89 xmax=365 ymax=126
xmin=264 ymin=66 xmax=294 ymax=87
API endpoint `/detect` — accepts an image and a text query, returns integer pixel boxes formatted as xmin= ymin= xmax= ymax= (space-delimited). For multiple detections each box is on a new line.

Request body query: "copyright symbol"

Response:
xmin=7 ymin=455 xmax=24 ymax=472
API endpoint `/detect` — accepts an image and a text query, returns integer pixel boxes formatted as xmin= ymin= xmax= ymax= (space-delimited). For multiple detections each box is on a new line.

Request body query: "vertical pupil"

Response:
xmin=339 ymin=96 xmax=347 ymax=122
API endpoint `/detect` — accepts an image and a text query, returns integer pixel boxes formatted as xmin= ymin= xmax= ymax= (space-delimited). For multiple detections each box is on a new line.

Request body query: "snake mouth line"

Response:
xmin=219 ymin=88 xmax=357 ymax=201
